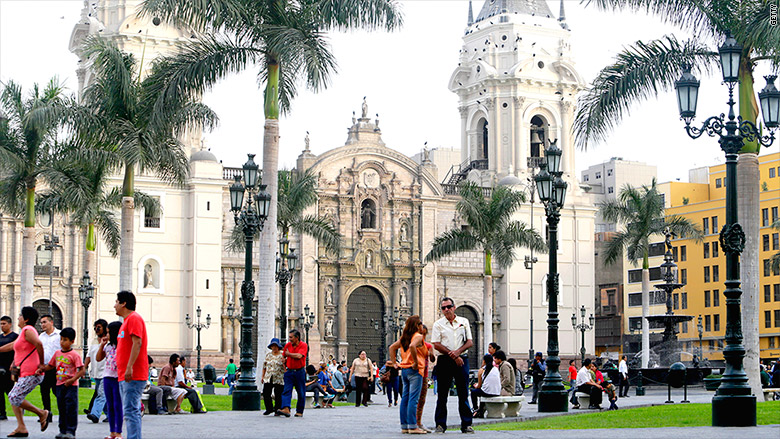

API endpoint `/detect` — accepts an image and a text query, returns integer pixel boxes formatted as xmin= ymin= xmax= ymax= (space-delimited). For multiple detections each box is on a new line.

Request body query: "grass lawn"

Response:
xmin=476 ymin=401 xmax=780 ymax=430
xmin=14 ymin=388 xmax=349 ymax=414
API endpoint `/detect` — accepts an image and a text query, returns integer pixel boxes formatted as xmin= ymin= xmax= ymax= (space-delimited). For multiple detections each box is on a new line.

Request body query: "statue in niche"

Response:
xmin=325 ymin=317 xmax=334 ymax=337
xmin=400 ymin=287 xmax=407 ymax=308
xmin=399 ymin=222 xmax=408 ymax=242
xmin=325 ymin=285 xmax=334 ymax=305
xmin=360 ymin=199 xmax=376 ymax=229
xmin=143 ymin=264 xmax=154 ymax=288
xmin=365 ymin=250 xmax=373 ymax=269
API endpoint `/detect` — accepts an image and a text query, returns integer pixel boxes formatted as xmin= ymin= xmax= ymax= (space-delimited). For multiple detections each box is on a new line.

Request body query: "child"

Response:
xmin=37 ymin=327 xmax=84 ymax=439
xmin=97 ymin=321 xmax=123 ymax=438
xmin=603 ymin=379 xmax=619 ymax=411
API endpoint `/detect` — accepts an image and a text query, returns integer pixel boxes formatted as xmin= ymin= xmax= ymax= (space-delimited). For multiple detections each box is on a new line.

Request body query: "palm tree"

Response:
xmin=426 ymin=182 xmax=545 ymax=353
xmin=74 ymin=36 xmax=217 ymax=291
xmin=0 ymin=78 xmax=69 ymax=306
xmin=139 ymin=0 xmax=402 ymax=365
xmin=599 ymin=179 xmax=702 ymax=368
xmin=576 ymin=0 xmax=778 ymax=392
xmin=36 ymin=146 xmax=161 ymax=278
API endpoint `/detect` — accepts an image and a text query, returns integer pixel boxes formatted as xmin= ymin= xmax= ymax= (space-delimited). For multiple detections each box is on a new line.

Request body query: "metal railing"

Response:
xmin=144 ymin=217 xmax=161 ymax=228
xmin=441 ymin=184 xmax=493 ymax=198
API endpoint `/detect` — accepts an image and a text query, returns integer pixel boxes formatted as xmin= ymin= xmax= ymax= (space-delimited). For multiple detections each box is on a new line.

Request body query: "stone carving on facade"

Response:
xmin=325 ymin=316 xmax=334 ymax=337
xmin=360 ymin=199 xmax=376 ymax=229
xmin=363 ymin=169 xmax=379 ymax=188
xmin=400 ymin=287 xmax=408 ymax=308
xmin=143 ymin=264 xmax=155 ymax=288
xmin=365 ymin=250 xmax=373 ymax=270
xmin=399 ymin=222 xmax=408 ymax=242
xmin=325 ymin=284 xmax=334 ymax=306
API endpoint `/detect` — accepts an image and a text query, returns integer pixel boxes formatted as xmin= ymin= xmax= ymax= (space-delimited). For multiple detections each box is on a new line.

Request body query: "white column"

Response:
xmin=560 ymin=101 xmax=574 ymax=175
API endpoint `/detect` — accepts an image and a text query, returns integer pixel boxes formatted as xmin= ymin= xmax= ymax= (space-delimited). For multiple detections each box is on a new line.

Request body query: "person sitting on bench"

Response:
xmin=575 ymin=358 xmax=603 ymax=410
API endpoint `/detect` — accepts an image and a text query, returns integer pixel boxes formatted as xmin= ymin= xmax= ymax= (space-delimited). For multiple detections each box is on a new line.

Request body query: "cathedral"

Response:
xmin=0 ymin=0 xmax=595 ymax=370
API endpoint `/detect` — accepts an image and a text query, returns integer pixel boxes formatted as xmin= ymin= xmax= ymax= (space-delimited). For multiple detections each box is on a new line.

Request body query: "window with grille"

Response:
xmin=703 ymin=217 xmax=709 ymax=235
xmin=713 ymin=265 xmax=719 ymax=282
xmin=712 ymin=216 xmax=718 ymax=232
xmin=704 ymin=243 xmax=710 ymax=259
xmin=713 ymin=289 xmax=720 ymax=307
xmin=763 ymin=208 xmax=769 ymax=227
xmin=704 ymin=290 xmax=711 ymax=307
xmin=681 ymin=269 xmax=687 ymax=285
xmin=767 ymin=310 xmax=772 ymax=328
xmin=682 ymin=292 xmax=688 ymax=309
xmin=766 ymin=285 xmax=772 ymax=302
xmin=712 ymin=241 xmax=719 ymax=258
xmin=714 ymin=314 xmax=720 ymax=331
xmin=705 ymin=315 xmax=711 ymax=331
xmin=775 ymin=284 xmax=780 ymax=302
xmin=681 ymin=246 xmax=687 ymax=261
xmin=704 ymin=266 xmax=710 ymax=283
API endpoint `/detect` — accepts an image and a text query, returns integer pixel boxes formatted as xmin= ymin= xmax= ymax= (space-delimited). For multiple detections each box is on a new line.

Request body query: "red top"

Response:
xmin=14 ymin=326 xmax=40 ymax=378
xmin=283 ymin=341 xmax=308 ymax=369
xmin=568 ymin=365 xmax=577 ymax=381
xmin=423 ymin=342 xmax=433 ymax=378
xmin=116 ymin=311 xmax=149 ymax=382
xmin=49 ymin=349 xmax=83 ymax=386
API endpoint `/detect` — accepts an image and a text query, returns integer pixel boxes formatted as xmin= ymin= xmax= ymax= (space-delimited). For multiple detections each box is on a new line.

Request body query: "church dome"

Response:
xmin=190 ymin=149 xmax=218 ymax=163
xmin=475 ymin=0 xmax=553 ymax=22
xmin=497 ymin=175 xmax=523 ymax=187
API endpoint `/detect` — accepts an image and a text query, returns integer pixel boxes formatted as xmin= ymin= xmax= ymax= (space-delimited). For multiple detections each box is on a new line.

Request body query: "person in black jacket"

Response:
xmin=528 ymin=352 xmax=546 ymax=404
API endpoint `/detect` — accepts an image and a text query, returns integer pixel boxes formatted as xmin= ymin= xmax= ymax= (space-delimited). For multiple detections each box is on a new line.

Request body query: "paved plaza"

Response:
xmin=2 ymin=387 xmax=778 ymax=438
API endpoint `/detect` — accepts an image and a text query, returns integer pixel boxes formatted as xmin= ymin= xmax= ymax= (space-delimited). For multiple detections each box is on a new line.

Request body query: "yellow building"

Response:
xmin=658 ymin=152 xmax=780 ymax=362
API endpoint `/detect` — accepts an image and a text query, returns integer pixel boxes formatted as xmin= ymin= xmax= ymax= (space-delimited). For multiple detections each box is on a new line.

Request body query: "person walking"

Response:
xmin=528 ymin=352 xmax=546 ymax=404
xmin=349 ymin=351 xmax=374 ymax=407
xmin=37 ymin=326 xmax=85 ymax=439
xmin=0 ymin=315 xmax=19 ymax=421
xmin=225 ymin=358 xmax=237 ymax=395
xmin=85 ymin=319 xmax=108 ymax=423
xmin=98 ymin=321 xmax=124 ymax=437
xmin=431 ymin=297 xmax=474 ymax=434
xmin=1 ymin=307 xmax=50 ymax=437
xmin=389 ymin=315 xmax=427 ymax=434
xmin=38 ymin=314 xmax=60 ymax=419
xmin=261 ymin=338 xmax=285 ymax=415
xmin=276 ymin=329 xmax=308 ymax=418
xmin=114 ymin=291 xmax=149 ymax=439
xmin=568 ymin=359 xmax=578 ymax=406
xmin=415 ymin=324 xmax=435 ymax=432
xmin=380 ymin=360 xmax=399 ymax=406
xmin=618 ymin=355 xmax=630 ymax=397
xmin=469 ymin=354 xmax=499 ymax=418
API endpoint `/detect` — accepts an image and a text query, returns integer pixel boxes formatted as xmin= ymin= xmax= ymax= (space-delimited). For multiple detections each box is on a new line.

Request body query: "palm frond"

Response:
xmin=95 ymin=210 xmax=121 ymax=257
xmin=586 ymin=0 xmax=723 ymax=40
xmin=426 ymin=228 xmax=480 ymax=262
xmin=313 ymin=0 xmax=404 ymax=31
xmin=602 ymin=231 xmax=629 ymax=266
xmin=133 ymin=191 xmax=162 ymax=218
xmin=139 ymin=0 xmax=246 ymax=33
xmin=490 ymin=220 xmax=545 ymax=267
xmin=291 ymin=214 xmax=341 ymax=254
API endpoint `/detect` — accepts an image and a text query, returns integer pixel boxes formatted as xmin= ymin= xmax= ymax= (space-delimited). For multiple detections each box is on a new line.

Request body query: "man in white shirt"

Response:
xmin=574 ymin=358 xmax=603 ymax=409
xmin=618 ymin=355 xmax=630 ymax=397
xmin=38 ymin=314 xmax=60 ymax=415
xmin=176 ymin=356 xmax=204 ymax=413
xmin=431 ymin=297 xmax=474 ymax=434
xmin=84 ymin=319 xmax=108 ymax=422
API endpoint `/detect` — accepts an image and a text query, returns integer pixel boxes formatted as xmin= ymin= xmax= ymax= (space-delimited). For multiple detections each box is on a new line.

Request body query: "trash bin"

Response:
xmin=203 ymin=364 xmax=216 ymax=384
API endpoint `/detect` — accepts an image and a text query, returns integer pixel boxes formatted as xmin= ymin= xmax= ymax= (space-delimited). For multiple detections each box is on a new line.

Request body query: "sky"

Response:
xmin=0 ymin=0 xmax=777 ymax=182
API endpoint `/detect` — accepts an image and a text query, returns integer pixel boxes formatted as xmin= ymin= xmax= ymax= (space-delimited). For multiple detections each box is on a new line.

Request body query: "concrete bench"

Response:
xmin=304 ymin=392 xmax=337 ymax=408
xmin=481 ymin=396 xmax=524 ymax=418
xmin=574 ymin=392 xmax=590 ymax=408
xmin=762 ymin=388 xmax=780 ymax=402
xmin=140 ymin=394 xmax=178 ymax=414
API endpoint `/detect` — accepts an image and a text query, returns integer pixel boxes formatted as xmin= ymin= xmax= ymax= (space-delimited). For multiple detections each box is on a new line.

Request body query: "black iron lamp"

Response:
xmin=78 ymin=271 xmax=95 ymax=388
xmin=758 ymin=75 xmax=780 ymax=129
xmin=185 ymin=306 xmax=211 ymax=381
xmin=718 ymin=33 xmax=742 ymax=84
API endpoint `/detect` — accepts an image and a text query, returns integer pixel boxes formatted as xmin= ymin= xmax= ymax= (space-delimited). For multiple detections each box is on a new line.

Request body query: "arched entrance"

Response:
xmin=455 ymin=305 xmax=480 ymax=370
xmin=347 ymin=286 xmax=385 ymax=363
xmin=32 ymin=299 xmax=63 ymax=332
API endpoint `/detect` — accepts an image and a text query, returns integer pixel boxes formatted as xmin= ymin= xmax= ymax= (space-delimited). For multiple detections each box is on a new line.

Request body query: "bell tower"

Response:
xmin=449 ymin=0 xmax=584 ymax=185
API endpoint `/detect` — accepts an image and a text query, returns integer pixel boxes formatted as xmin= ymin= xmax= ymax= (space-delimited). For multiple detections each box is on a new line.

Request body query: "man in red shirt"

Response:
xmin=275 ymin=329 xmax=308 ymax=417
xmin=114 ymin=291 xmax=148 ymax=439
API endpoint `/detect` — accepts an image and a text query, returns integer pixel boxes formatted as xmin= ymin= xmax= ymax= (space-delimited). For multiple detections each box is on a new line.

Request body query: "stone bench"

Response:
xmin=304 ymin=392 xmax=337 ymax=408
xmin=574 ymin=392 xmax=590 ymax=408
xmin=140 ymin=393 xmax=178 ymax=414
xmin=481 ymin=396 xmax=524 ymax=418
xmin=762 ymin=388 xmax=780 ymax=402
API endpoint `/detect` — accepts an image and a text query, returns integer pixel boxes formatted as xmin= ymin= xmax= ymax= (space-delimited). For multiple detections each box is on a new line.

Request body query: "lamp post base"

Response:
xmin=712 ymin=394 xmax=756 ymax=427
xmin=232 ymin=388 xmax=261 ymax=411
xmin=78 ymin=378 xmax=92 ymax=388
xmin=538 ymin=388 xmax=568 ymax=413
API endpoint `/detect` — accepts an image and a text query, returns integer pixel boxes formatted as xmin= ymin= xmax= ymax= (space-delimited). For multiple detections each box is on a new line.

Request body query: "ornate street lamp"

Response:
xmin=298 ymin=304 xmax=315 ymax=360
xmin=185 ymin=306 xmax=211 ymax=381
xmin=674 ymin=33 xmax=777 ymax=427
xmin=697 ymin=315 xmax=704 ymax=361
xmin=224 ymin=302 xmax=240 ymax=355
xmin=276 ymin=238 xmax=298 ymax=344
xmin=571 ymin=305 xmax=594 ymax=364
xmin=78 ymin=271 xmax=95 ymax=388
xmin=229 ymin=153 xmax=270 ymax=411
xmin=534 ymin=139 xmax=569 ymax=413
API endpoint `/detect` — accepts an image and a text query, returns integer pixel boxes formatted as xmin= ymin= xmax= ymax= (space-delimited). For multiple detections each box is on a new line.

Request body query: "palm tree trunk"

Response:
xmin=483 ymin=275 xmax=492 ymax=354
xmin=119 ymin=167 xmax=135 ymax=291
xmin=641 ymin=268 xmax=650 ymax=369
xmin=20 ymin=187 xmax=36 ymax=306
xmin=738 ymin=152 xmax=762 ymax=397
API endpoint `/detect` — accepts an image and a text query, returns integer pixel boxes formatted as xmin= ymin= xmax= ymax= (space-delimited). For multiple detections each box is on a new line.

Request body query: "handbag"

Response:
xmin=10 ymin=347 xmax=36 ymax=382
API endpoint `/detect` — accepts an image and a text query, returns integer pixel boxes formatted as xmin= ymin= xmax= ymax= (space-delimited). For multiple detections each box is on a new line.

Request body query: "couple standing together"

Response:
xmin=390 ymin=297 xmax=475 ymax=434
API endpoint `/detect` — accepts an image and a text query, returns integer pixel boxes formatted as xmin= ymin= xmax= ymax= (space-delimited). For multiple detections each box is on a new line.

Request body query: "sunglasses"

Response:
xmin=441 ymin=305 xmax=454 ymax=310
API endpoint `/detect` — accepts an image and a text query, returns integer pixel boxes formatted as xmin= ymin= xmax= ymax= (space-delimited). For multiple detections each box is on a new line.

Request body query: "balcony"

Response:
xmin=441 ymin=184 xmax=493 ymax=198
xmin=223 ymin=167 xmax=263 ymax=181
xmin=527 ymin=156 xmax=545 ymax=168
xmin=34 ymin=265 xmax=60 ymax=277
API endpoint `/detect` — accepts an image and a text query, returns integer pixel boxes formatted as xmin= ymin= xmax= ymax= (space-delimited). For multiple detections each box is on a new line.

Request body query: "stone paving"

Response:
xmin=1 ymin=387 xmax=777 ymax=438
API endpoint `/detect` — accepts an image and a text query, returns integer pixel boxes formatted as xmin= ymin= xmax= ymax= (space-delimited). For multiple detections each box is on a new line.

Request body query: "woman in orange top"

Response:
xmin=389 ymin=315 xmax=427 ymax=435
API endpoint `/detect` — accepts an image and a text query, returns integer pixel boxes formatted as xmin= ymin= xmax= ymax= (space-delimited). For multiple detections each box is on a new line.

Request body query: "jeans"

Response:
xmin=55 ymin=385 xmax=78 ymax=435
xmin=569 ymin=380 xmax=578 ymax=405
xmin=531 ymin=380 xmax=542 ymax=403
xmin=434 ymin=355 xmax=472 ymax=431
xmin=90 ymin=378 xmax=107 ymax=418
xmin=227 ymin=373 xmax=236 ymax=395
xmin=400 ymin=369 xmax=423 ymax=430
xmin=104 ymin=378 xmax=123 ymax=434
xmin=262 ymin=383 xmax=283 ymax=412
xmin=281 ymin=368 xmax=306 ymax=414
xmin=385 ymin=376 xmax=399 ymax=405
xmin=119 ymin=380 xmax=145 ymax=439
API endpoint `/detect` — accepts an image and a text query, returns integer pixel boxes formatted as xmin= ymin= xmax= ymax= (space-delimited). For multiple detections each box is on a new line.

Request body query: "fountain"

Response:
xmin=644 ymin=228 xmax=694 ymax=367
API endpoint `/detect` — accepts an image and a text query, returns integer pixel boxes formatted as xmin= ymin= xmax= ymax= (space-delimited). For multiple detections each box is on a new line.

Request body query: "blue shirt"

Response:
xmin=332 ymin=370 xmax=345 ymax=390
xmin=318 ymin=370 xmax=330 ymax=386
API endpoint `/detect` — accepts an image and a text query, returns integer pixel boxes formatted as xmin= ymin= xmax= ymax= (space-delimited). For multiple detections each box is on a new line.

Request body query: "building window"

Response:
xmin=775 ymin=284 xmax=780 ymax=302
xmin=607 ymin=169 xmax=613 ymax=177
xmin=709 ymin=340 xmax=715 ymax=350
xmin=715 ymin=178 xmax=722 ymax=188
xmin=763 ymin=234 xmax=770 ymax=251
xmin=628 ymin=291 xmax=666 ymax=307
xmin=648 ymin=242 xmax=666 ymax=257
xmin=680 ymin=246 xmax=687 ymax=261
xmin=703 ymin=217 xmax=709 ymax=235
xmin=703 ymin=242 xmax=710 ymax=259
xmin=767 ymin=310 xmax=773 ymax=328
xmin=713 ymin=265 xmax=719 ymax=282
xmin=583 ymin=175 xmax=589 ymax=182
xmin=705 ymin=315 xmax=711 ymax=332
xmin=773 ymin=233 xmax=779 ymax=250
xmin=771 ymin=167 xmax=777 ymax=178
xmin=771 ymin=337 xmax=777 ymax=349
xmin=712 ymin=241 xmax=719 ymax=258
xmin=680 ymin=268 xmax=687 ymax=285
xmin=714 ymin=314 xmax=720 ymax=331
xmin=360 ymin=199 xmax=377 ymax=229
xmin=682 ymin=292 xmax=688 ymax=309
xmin=673 ymin=293 xmax=679 ymax=310
xmin=712 ymin=216 xmax=718 ymax=233
xmin=682 ymin=321 xmax=688 ymax=333
xmin=608 ymin=187 xmax=614 ymax=194
xmin=763 ymin=208 xmax=770 ymax=227
xmin=776 ymin=309 xmax=780 ymax=328
xmin=673 ymin=246 xmax=678 ymax=261
xmin=773 ymin=207 xmax=779 ymax=223
xmin=595 ymin=172 xmax=601 ymax=179
xmin=628 ymin=317 xmax=641 ymax=331
xmin=766 ymin=284 xmax=772 ymax=302
xmin=628 ymin=267 xmax=663 ymax=283
xmin=713 ymin=289 xmax=720 ymax=307
xmin=704 ymin=290 xmax=711 ymax=307
xmin=704 ymin=266 xmax=710 ymax=283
